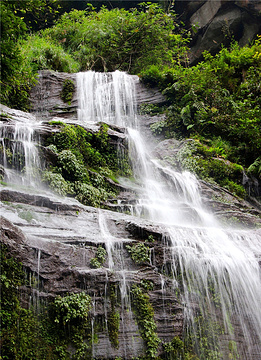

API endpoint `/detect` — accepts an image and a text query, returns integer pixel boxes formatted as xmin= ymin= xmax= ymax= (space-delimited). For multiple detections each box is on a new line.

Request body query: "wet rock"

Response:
xmin=0 ymin=188 xmax=184 ymax=358
xmin=29 ymin=71 xmax=166 ymax=120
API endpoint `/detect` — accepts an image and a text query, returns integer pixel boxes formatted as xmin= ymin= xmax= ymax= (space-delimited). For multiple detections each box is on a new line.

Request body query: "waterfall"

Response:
xmin=0 ymin=106 xmax=42 ymax=186
xmin=76 ymin=71 xmax=261 ymax=359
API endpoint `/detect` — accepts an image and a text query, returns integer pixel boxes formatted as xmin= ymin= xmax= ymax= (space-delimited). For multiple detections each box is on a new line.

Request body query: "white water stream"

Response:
xmin=77 ymin=71 xmax=261 ymax=359
xmin=0 ymin=106 xmax=42 ymax=186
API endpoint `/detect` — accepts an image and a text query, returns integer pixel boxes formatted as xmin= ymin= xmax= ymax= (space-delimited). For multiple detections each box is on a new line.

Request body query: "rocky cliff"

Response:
xmin=175 ymin=0 xmax=261 ymax=63
xmin=1 ymin=71 xmax=261 ymax=359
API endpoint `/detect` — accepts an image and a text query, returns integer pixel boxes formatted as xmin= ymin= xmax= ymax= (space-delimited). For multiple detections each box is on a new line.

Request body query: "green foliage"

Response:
xmin=42 ymin=170 xmax=73 ymax=196
xmin=57 ymin=150 xmax=89 ymax=182
xmin=0 ymin=0 xmax=60 ymax=110
xmin=176 ymin=141 xmax=246 ymax=198
xmin=90 ymin=246 xmax=107 ymax=268
xmin=141 ymin=38 xmax=261 ymax=171
xmin=0 ymin=245 xmax=64 ymax=360
xmin=53 ymin=292 xmax=92 ymax=326
xmin=247 ymin=156 xmax=261 ymax=179
xmin=44 ymin=122 xmax=128 ymax=207
xmin=108 ymin=311 xmax=120 ymax=349
xmin=163 ymin=336 xmax=184 ymax=358
xmin=60 ymin=79 xmax=76 ymax=104
xmin=107 ymin=283 xmax=120 ymax=349
xmin=20 ymin=35 xmax=80 ymax=73
xmin=126 ymin=242 xmax=150 ymax=264
xmin=39 ymin=3 xmax=190 ymax=73
xmin=131 ymin=285 xmax=160 ymax=358
xmin=185 ymin=313 xmax=223 ymax=360
xmin=150 ymin=119 xmax=168 ymax=136
xmin=74 ymin=182 xmax=109 ymax=207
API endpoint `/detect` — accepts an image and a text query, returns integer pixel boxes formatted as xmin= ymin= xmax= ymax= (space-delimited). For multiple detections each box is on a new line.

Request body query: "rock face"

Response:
xmin=0 ymin=188 xmax=183 ymax=359
xmin=29 ymin=70 xmax=166 ymax=120
xmin=174 ymin=0 xmax=261 ymax=63
xmin=1 ymin=73 xmax=261 ymax=359
xmin=154 ymin=138 xmax=261 ymax=228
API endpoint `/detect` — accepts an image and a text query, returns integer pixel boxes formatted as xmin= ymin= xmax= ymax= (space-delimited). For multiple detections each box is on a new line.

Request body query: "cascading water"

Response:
xmin=0 ymin=106 xmax=42 ymax=186
xmin=76 ymin=71 xmax=261 ymax=359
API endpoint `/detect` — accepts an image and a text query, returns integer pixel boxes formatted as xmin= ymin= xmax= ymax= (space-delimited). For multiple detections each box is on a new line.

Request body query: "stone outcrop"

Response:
xmin=0 ymin=188 xmax=183 ymax=359
xmin=29 ymin=71 xmax=166 ymax=120
xmin=154 ymin=137 xmax=261 ymax=228
xmin=174 ymin=0 xmax=261 ymax=64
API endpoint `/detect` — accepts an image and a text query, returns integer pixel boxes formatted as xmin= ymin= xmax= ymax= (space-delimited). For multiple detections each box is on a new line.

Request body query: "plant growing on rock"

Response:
xmin=126 ymin=242 xmax=150 ymax=264
xmin=53 ymin=292 xmax=92 ymax=326
xmin=90 ymin=246 xmax=107 ymax=268
xmin=131 ymin=285 xmax=160 ymax=358
xmin=60 ymin=79 xmax=76 ymax=104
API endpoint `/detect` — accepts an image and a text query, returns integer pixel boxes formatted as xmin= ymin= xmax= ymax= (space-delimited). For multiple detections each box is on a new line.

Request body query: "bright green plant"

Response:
xmin=20 ymin=35 xmax=80 ymax=73
xmin=57 ymin=150 xmax=89 ymax=182
xmin=90 ymin=246 xmax=107 ymax=268
xmin=74 ymin=182 xmax=109 ymax=207
xmin=126 ymin=243 xmax=150 ymax=264
xmin=53 ymin=292 xmax=92 ymax=326
xmin=40 ymin=3 xmax=190 ymax=73
xmin=131 ymin=285 xmax=160 ymax=358
xmin=142 ymin=38 xmax=261 ymax=173
xmin=42 ymin=170 xmax=73 ymax=196
xmin=176 ymin=140 xmax=246 ymax=198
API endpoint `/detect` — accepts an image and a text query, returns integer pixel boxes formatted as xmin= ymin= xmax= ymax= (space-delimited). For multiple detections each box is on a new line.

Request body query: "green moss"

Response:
xmin=60 ymin=79 xmax=75 ymax=104
xmin=107 ymin=284 xmax=120 ymax=349
xmin=108 ymin=312 xmax=120 ymax=349
xmin=177 ymin=141 xmax=246 ymax=198
xmin=131 ymin=285 xmax=160 ymax=358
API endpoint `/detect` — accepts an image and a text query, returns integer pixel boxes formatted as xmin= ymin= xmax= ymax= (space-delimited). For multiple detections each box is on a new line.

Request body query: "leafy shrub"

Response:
xmin=53 ymin=292 xmax=92 ymax=326
xmin=42 ymin=170 xmax=73 ymax=196
xmin=74 ymin=182 xmax=109 ymax=207
xmin=20 ymin=35 xmax=80 ymax=73
xmin=90 ymin=246 xmax=107 ymax=268
xmin=177 ymin=141 xmax=246 ymax=197
xmin=42 ymin=3 xmax=190 ymax=73
xmin=126 ymin=243 xmax=150 ymax=264
xmin=57 ymin=150 xmax=89 ymax=182
xmin=141 ymin=38 xmax=261 ymax=169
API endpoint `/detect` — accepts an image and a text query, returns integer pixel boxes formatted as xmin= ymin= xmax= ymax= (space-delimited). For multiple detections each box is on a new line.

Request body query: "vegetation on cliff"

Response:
xmin=42 ymin=121 xmax=129 ymax=207
xmin=141 ymin=38 xmax=261 ymax=198
xmin=1 ymin=1 xmax=260 ymax=200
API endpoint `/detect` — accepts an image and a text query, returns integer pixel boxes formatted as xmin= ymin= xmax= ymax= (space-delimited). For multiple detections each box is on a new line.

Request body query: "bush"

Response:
xmin=126 ymin=243 xmax=150 ymax=264
xmin=20 ymin=35 xmax=80 ymax=73
xmin=141 ymin=38 xmax=261 ymax=170
xmin=74 ymin=182 xmax=109 ymax=207
xmin=53 ymin=292 xmax=92 ymax=326
xmin=42 ymin=170 xmax=73 ymax=196
xmin=42 ymin=4 xmax=190 ymax=73
xmin=57 ymin=150 xmax=89 ymax=182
